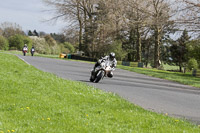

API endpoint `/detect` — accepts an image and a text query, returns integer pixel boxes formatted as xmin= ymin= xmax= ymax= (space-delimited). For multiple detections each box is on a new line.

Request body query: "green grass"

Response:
xmin=117 ymin=65 xmax=200 ymax=88
xmin=1 ymin=50 xmax=59 ymax=59
xmin=0 ymin=53 xmax=200 ymax=132
xmin=163 ymin=64 xmax=179 ymax=71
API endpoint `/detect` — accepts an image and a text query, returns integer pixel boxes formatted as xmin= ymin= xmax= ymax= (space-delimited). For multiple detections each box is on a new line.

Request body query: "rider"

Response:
xmin=22 ymin=44 xmax=28 ymax=55
xmin=30 ymin=46 xmax=35 ymax=56
xmin=93 ymin=52 xmax=117 ymax=78
xmin=23 ymin=44 xmax=28 ymax=49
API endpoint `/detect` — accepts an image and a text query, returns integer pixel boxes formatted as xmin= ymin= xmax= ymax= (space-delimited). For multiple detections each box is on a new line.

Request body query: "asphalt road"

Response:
xmin=17 ymin=55 xmax=200 ymax=124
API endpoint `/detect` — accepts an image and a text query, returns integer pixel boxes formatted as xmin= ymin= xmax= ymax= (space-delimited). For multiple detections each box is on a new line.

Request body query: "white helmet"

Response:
xmin=109 ymin=52 xmax=115 ymax=60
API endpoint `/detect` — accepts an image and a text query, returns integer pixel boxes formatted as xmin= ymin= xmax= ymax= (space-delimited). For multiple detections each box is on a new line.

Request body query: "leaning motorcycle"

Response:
xmin=90 ymin=60 xmax=112 ymax=83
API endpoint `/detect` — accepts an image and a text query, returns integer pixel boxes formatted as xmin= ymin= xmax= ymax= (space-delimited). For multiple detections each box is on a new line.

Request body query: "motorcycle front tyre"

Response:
xmin=95 ymin=71 xmax=104 ymax=83
xmin=90 ymin=75 xmax=95 ymax=82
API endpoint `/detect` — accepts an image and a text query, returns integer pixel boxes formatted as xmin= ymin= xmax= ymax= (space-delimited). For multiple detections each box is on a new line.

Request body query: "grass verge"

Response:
xmin=117 ymin=65 xmax=200 ymax=88
xmin=0 ymin=53 xmax=200 ymax=132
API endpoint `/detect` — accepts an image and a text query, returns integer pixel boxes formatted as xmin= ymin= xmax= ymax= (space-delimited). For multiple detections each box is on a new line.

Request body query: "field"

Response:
xmin=0 ymin=52 xmax=200 ymax=132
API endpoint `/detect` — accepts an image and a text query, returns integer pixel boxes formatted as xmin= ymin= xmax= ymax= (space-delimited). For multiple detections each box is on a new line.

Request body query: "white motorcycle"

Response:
xmin=90 ymin=60 xmax=113 ymax=83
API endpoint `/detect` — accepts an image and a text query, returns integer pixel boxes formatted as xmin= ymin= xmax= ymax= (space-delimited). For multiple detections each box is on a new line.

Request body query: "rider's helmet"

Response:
xmin=109 ymin=52 xmax=115 ymax=60
xmin=24 ymin=44 xmax=27 ymax=47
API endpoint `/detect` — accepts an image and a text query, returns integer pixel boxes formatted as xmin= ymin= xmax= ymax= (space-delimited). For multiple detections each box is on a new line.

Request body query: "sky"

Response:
xmin=0 ymin=0 xmax=67 ymax=33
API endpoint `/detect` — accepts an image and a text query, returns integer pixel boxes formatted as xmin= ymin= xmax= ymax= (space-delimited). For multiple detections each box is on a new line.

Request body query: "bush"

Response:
xmin=44 ymin=35 xmax=60 ymax=55
xmin=60 ymin=44 xmax=70 ymax=54
xmin=8 ymin=35 xmax=33 ymax=51
xmin=63 ymin=42 xmax=75 ymax=53
xmin=0 ymin=36 xmax=9 ymax=50
xmin=8 ymin=34 xmax=24 ymax=50
xmin=187 ymin=58 xmax=198 ymax=70
xmin=30 ymin=36 xmax=51 ymax=54
xmin=187 ymin=40 xmax=200 ymax=64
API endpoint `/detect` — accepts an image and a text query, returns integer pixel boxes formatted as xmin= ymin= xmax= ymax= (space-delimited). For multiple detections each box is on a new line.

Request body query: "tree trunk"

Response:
xmin=179 ymin=61 xmax=182 ymax=72
xmin=145 ymin=43 xmax=150 ymax=67
xmin=154 ymin=27 xmax=161 ymax=68
xmin=83 ymin=6 xmax=89 ymax=55
xmin=76 ymin=2 xmax=82 ymax=51
xmin=136 ymin=26 xmax=141 ymax=62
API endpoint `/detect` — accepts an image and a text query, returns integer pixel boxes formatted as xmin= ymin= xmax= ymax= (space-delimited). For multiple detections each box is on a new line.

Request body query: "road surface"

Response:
xmin=17 ymin=55 xmax=200 ymax=124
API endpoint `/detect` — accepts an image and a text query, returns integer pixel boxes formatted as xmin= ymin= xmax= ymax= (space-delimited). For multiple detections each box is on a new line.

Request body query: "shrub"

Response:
xmin=8 ymin=34 xmax=24 ymax=50
xmin=63 ymin=42 xmax=75 ymax=53
xmin=8 ymin=35 xmax=33 ymax=51
xmin=30 ymin=36 xmax=51 ymax=54
xmin=0 ymin=35 xmax=9 ymax=50
xmin=187 ymin=58 xmax=198 ymax=70
xmin=60 ymin=43 xmax=70 ymax=54
xmin=44 ymin=35 xmax=60 ymax=55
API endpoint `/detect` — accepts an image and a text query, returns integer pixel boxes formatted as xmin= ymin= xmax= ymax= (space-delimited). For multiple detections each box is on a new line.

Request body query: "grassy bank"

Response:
xmin=0 ymin=53 xmax=200 ymax=132
xmin=1 ymin=50 xmax=59 ymax=59
xmin=117 ymin=65 xmax=200 ymax=88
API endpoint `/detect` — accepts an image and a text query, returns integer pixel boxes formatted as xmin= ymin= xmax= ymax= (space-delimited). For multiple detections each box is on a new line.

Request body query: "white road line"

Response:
xmin=0 ymin=52 xmax=30 ymax=65
xmin=16 ymin=55 xmax=30 ymax=65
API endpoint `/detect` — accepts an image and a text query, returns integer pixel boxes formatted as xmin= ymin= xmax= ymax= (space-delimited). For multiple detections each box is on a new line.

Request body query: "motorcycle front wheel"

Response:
xmin=95 ymin=70 xmax=104 ymax=83
xmin=90 ymin=75 xmax=95 ymax=82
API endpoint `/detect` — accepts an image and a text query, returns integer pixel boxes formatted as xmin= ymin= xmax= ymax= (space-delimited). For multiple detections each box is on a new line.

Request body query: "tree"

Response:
xmin=0 ymin=36 xmax=9 ymax=50
xmin=147 ymin=0 xmax=174 ymax=68
xmin=50 ymin=33 xmax=66 ymax=43
xmin=42 ymin=0 xmax=178 ymax=64
xmin=28 ymin=30 xmax=33 ymax=36
xmin=44 ymin=35 xmax=60 ymax=54
xmin=124 ymin=0 xmax=150 ymax=62
xmin=176 ymin=0 xmax=200 ymax=33
xmin=63 ymin=42 xmax=75 ymax=53
xmin=187 ymin=39 xmax=200 ymax=65
xmin=0 ymin=22 xmax=24 ymax=38
xmin=8 ymin=35 xmax=24 ymax=50
xmin=8 ymin=34 xmax=32 ymax=51
xmin=39 ymin=31 xmax=46 ymax=37
xmin=33 ymin=30 xmax=39 ymax=36
xmin=108 ymin=40 xmax=127 ymax=61
xmin=170 ymin=29 xmax=190 ymax=72
xmin=43 ymin=0 xmax=84 ymax=51
xmin=187 ymin=58 xmax=198 ymax=70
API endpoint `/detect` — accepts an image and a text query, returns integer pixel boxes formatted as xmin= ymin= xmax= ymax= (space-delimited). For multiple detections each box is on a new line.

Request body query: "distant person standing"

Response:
xmin=22 ymin=44 xmax=28 ymax=56
xmin=31 ymin=46 xmax=35 ymax=56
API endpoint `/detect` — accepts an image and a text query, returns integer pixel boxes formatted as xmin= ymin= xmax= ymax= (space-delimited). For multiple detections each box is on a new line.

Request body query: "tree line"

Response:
xmin=42 ymin=0 xmax=200 ymax=70
xmin=0 ymin=22 xmax=75 ymax=55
